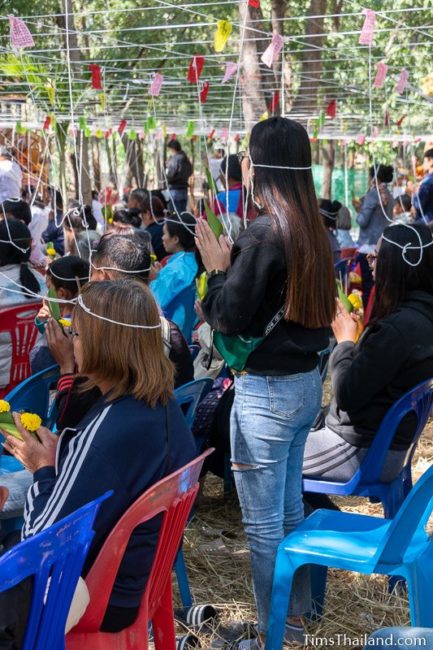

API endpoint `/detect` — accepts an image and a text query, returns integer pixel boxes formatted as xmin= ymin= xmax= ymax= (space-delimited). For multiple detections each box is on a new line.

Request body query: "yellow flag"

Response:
xmin=95 ymin=129 xmax=103 ymax=139
xmin=259 ymin=111 xmax=269 ymax=122
xmin=214 ymin=20 xmax=232 ymax=52
xmin=46 ymin=81 xmax=55 ymax=105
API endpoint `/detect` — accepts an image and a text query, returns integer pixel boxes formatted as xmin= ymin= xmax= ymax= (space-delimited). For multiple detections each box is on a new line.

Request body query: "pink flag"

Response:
xmin=356 ymin=134 xmax=366 ymax=145
xmin=220 ymin=127 xmax=229 ymax=140
xmin=261 ymin=33 xmax=284 ymax=68
xmin=222 ymin=62 xmax=238 ymax=84
xmin=149 ymin=73 xmax=164 ymax=97
xmin=372 ymin=126 xmax=380 ymax=138
xmin=373 ymin=61 xmax=387 ymax=88
xmin=395 ymin=69 xmax=409 ymax=94
xmin=359 ymin=9 xmax=376 ymax=46
xmin=9 ymin=15 xmax=34 ymax=49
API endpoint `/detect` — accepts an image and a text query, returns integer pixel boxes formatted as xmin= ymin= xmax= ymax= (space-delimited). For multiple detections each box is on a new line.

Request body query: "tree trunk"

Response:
xmin=58 ymin=0 xmax=92 ymax=204
xmin=292 ymin=0 xmax=327 ymax=113
xmin=322 ymin=139 xmax=335 ymax=199
xmin=239 ymin=1 xmax=267 ymax=130
xmin=92 ymin=137 xmax=101 ymax=191
xmin=271 ymin=0 xmax=287 ymax=115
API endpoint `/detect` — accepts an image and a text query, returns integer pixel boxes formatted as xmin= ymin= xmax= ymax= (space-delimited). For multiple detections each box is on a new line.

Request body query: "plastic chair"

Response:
xmin=266 ymin=463 xmax=433 ymax=650
xmin=365 ymin=627 xmax=433 ymax=649
xmin=0 ymin=491 xmax=111 ymax=650
xmin=174 ymin=378 xmax=213 ymax=430
xmin=66 ymin=449 xmax=213 ymax=650
xmin=3 ymin=364 xmax=60 ymax=429
xmin=303 ymin=378 xmax=433 ymax=519
xmin=0 ymin=303 xmax=41 ymax=399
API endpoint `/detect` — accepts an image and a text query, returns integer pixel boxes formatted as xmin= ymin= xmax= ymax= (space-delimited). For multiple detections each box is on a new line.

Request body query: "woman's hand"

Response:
xmin=195 ymin=299 xmax=205 ymax=321
xmin=37 ymin=303 xmax=51 ymax=321
xmin=332 ymin=299 xmax=359 ymax=344
xmin=2 ymin=413 xmax=58 ymax=473
xmin=46 ymin=318 xmax=75 ymax=374
xmin=149 ymin=261 xmax=162 ymax=281
xmin=195 ymin=220 xmax=232 ymax=273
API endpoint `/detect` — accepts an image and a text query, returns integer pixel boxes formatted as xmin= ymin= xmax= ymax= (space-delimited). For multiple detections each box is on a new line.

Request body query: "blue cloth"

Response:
xmin=215 ymin=188 xmax=242 ymax=215
xmin=230 ymin=368 xmax=322 ymax=633
xmin=336 ymin=229 xmax=355 ymax=249
xmin=22 ymin=393 xmax=196 ymax=608
xmin=151 ymin=252 xmax=198 ymax=339
xmin=413 ymin=172 xmax=433 ymax=223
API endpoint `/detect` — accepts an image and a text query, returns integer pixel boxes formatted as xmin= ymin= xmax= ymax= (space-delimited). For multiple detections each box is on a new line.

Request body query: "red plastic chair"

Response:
xmin=0 ymin=302 xmax=41 ymax=399
xmin=66 ymin=449 xmax=213 ymax=650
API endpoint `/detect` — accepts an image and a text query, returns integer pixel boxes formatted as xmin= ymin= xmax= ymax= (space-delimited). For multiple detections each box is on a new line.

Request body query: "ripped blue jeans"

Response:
xmin=231 ymin=369 xmax=322 ymax=634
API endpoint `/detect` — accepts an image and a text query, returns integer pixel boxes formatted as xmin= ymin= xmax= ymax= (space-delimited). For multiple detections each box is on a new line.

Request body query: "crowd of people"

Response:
xmin=0 ymin=119 xmax=433 ymax=648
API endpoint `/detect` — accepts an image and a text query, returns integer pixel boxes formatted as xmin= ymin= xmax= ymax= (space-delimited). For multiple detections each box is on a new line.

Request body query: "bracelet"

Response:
xmin=207 ymin=269 xmax=226 ymax=279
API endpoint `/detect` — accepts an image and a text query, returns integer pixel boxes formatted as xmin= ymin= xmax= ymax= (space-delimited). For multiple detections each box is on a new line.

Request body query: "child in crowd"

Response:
xmin=336 ymin=204 xmax=355 ymax=249
xmin=319 ymin=198 xmax=341 ymax=264
xmin=30 ymin=256 xmax=89 ymax=374
xmin=393 ymin=193 xmax=413 ymax=225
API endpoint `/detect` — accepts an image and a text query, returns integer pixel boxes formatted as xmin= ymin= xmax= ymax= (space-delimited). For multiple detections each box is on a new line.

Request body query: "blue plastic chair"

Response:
xmin=365 ymin=628 xmax=433 ymax=649
xmin=266 ymin=463 xmax=433 ymax=650
xmin=0 ymin=491 xmax=111 ymax=650
xmin=3 ymin=364 xmax=60 ymax=429
xmin=303 ymin=378 xmax=433 ymax=519
xmin=173 ymin=377 xmax=213 ymax=608
xmin=174 ymin=378 xmax=213 ymax=430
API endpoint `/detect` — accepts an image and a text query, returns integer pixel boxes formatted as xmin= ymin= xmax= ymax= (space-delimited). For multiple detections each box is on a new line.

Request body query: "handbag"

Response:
xmin=213 ymin=307 xmax=284 ymax=372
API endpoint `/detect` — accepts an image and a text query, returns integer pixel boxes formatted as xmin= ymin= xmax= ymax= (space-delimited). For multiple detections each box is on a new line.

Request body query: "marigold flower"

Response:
xmin=20 ymin=413 xmax=42 ymax=432
xmin=0 ymin=400 xmax=11 ymax=414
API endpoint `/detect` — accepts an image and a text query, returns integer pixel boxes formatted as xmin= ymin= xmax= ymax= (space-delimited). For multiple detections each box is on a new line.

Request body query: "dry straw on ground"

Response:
xmin=168 ymin=385 xmax=433 ymax=649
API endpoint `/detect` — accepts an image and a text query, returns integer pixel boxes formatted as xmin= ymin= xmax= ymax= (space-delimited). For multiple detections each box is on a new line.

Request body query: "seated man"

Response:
xmin=47 ymin=232 xmax=194 ymax=429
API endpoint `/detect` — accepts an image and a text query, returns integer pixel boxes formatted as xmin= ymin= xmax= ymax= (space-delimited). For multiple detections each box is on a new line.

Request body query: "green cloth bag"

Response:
xmin=213 ymin=308 xmax=284 ymax=372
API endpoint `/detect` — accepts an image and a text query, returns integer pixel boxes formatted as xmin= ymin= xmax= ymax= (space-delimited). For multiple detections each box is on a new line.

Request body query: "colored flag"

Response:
xmin=187 ymin=56 xmax=205 ymax=84
xmin=359 ymin=9 xmax=376 ymax=46
xmin=214 ymin=20 xmax=232 ymax=52
xmin=89 ymin=64 xmax=102 ymax=90
xmin=261 ymin=33 xmax=284 ymax=68
xmin=9 ymin=15 xmax=34 ymax=49
xmin=222 ymin=62 xmax=238 ymax=84
xmin=149 ymin=73 xmax=163 ymax=97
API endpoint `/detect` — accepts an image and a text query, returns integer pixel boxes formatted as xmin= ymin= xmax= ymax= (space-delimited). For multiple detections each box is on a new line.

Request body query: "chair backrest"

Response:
xmin=375 ymin=463 xmax=433 ymax=565
xmin=174 ymin=378 xmax=214 ymax=428
xmin=0 ymin=486 xmax=9 ymax=511
xmin=359 ymin=378 xmax=433 ymax=487
xmin=0 ymin=491 xmax=111 ymax=650
xmin=72 ymin=449 xmax=213 ymax=633
xmin=4 ymin=364 xmax=60 ymax=428
xmin=0 ymin=303 xmax=41 ymax=398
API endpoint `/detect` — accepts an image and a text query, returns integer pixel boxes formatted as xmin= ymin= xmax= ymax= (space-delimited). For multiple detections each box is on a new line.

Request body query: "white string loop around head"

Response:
xmin=250 ymin=162 xmax=312 ymax=171
xmin=88 ymin=252 xmax=152 ymax=276
xmin=76 ymin=294 xmax=161 ymax=329
xmin=47 ymin=266 xmax=90 ymax=283
xmin=381 ymin=223 xmax=433 ymax=268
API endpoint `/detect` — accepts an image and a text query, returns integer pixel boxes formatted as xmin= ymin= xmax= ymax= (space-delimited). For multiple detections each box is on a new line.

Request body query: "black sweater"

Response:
xmin=327 ymin=290 xmax=433 ymax=450
xmin=202 ymin=216 xmax=330 ymax=375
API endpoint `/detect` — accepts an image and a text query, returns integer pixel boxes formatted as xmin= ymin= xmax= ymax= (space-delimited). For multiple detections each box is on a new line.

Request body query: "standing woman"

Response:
xmin=196 ymin=117 xmax=335 ymax=648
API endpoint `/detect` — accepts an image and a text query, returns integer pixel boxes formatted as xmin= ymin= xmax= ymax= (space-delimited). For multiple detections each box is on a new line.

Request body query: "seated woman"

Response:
xmin=0 ymin=219 xmax=45 ymax=390
xmin=319 ymin=199 xmax=341 ymax=265
xmin=1 ymin=280 xmax=196 ymax=636
xmin=30 ymin=256 xmax=90 ymax=374
xmin=64 ymin=205 xmax=100 ymax=261
xmin=303 ymin=223 xmax=433 ymax=483
xmin=151 ymin=212 xmax=201 ymax=341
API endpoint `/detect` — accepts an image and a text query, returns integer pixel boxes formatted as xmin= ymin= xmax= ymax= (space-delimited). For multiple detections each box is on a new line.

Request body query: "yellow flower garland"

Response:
xmin=0 ymin=400 xmax=11 ymax=413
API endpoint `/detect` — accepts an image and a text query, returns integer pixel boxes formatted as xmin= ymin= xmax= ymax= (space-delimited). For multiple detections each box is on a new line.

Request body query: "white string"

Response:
xmin=76 ymin=294 xmax=161 ymax=329
xmin=381 ymin=224 xmax=433 ymax=268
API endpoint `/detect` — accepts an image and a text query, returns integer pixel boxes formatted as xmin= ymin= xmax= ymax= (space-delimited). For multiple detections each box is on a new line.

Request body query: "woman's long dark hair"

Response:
xmin=0 ymin=219 xmax=40 ymax=299
xmin=165 ymin=212 xmax=203 ymax=277
xmin=249 ymin=117 xmax=335 ymax=328
xmin=374 ymin=223 xmax=433 ymax=319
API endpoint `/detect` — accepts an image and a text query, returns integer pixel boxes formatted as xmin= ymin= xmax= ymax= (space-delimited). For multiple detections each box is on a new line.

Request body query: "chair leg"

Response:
xmin=309 ymin=565 xmax=327 ymax=621
xmin=406 ymin=562 xmax=433 ymax=627
xmin=153 ymin=581 xmax=177 ymax=650
xmin=174 ymin=551 xmax=193 ymax=608
xmin=265 ymin=550 xmax=298 ymax=650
